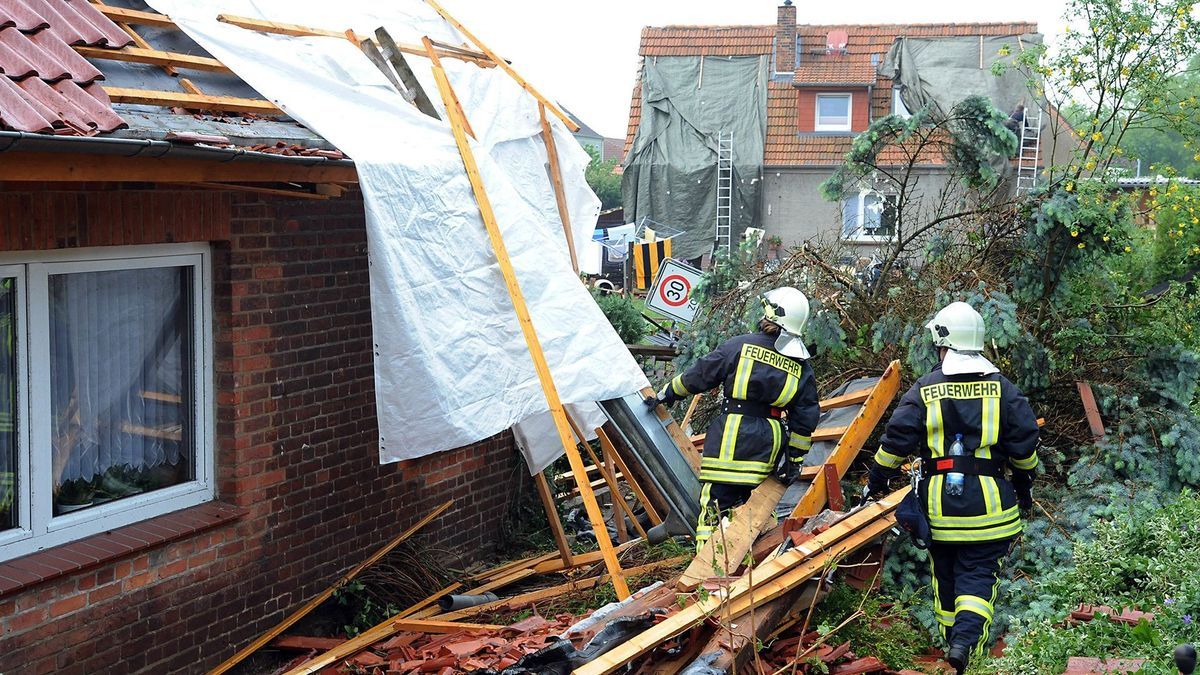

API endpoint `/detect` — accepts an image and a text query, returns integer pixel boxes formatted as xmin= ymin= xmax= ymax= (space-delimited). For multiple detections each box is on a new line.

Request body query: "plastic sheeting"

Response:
xmin=879 ymin=33 xmax=1044 ymax=120
xmin=150 ymin=0 xmax=649 ymax=464
xmin=622 ymin=56 xmax=769 ymax=260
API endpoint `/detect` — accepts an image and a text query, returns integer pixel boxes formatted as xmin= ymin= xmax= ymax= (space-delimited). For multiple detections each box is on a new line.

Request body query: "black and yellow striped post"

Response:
xmin=630 ymin=238 xmax=673 ymax=291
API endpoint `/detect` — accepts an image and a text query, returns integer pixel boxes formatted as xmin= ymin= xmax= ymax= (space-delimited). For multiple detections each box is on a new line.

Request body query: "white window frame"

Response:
xmin=815 ymin=93 xmax=853 ymax=132
xmin=843 ymin=190 xmax=898 ymax=242
xmin=0 ymin=244 xmax=214 ymax=562
xmin=892 ymin=88 xmax=911 ymax=119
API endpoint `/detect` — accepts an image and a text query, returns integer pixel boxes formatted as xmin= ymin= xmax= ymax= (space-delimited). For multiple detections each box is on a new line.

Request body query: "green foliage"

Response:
xmin=584 ymin=145 xmax=622 ymax=210
xmin=988 ymin=492 xmax=1200 ymax=673
xmin=333 ymin=580 xmax=399 ymax=638
xmin=945 ymin=96 xmax=1019 ymax=189
xmin=591 ymin=289 xmax=649 ymax=344
xmin=811 ymin=583 xmax=932 ymax=669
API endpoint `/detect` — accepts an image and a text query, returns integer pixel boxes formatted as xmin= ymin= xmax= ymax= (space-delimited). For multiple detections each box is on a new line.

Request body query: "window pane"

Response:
xmin=0 ymin=278 xmax=16 ymax=531
xmin=818 ymin=96 xmax=850 ymax=125
xmin=49 ymin=267 xmax=194 ymax=516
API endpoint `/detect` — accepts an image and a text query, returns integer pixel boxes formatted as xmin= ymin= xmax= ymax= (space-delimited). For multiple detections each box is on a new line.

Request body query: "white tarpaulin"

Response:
xmin=151 ymin=0 xmax=649 ymax=466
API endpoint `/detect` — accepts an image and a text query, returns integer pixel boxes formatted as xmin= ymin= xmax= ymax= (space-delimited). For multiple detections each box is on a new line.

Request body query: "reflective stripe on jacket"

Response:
xmin=671 ymin=332 xmax=819 ymax=485
xmin=871 ymin=363 xmax=1040 ymax=543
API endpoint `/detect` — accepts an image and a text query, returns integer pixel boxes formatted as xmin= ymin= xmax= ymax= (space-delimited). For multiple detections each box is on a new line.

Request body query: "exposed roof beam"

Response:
xmin=0 ymin=151 xmax=357 ymax=183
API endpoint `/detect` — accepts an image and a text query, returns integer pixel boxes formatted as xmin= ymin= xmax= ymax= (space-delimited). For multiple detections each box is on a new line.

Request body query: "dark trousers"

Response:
xmin=695 ymin=481 xmax=754 ymax=549
xmin=929 ymin=539 xmax=1012 ymax=658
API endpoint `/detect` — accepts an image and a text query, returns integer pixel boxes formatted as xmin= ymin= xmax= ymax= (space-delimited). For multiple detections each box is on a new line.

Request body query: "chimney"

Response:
xmin=775 ymin=0 xmax=797 ymax=74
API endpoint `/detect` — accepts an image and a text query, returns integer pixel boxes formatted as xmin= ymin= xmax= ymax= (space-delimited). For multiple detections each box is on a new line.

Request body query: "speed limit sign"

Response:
xmin=645 ymin=258 xmax=703 ymax=323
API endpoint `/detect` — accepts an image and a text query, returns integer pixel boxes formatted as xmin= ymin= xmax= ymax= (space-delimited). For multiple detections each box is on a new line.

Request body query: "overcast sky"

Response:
xmin=446 ymin=0 xmax=1071 ymax=139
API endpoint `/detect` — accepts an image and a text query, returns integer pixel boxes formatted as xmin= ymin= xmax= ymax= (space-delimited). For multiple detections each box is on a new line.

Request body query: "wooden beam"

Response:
xmin=819 ymin=387 xmax=873 ymax=412
xmin=269 ymin=635 xmax=345 ymax=651
xmin=538 ymin=102 xmax=578 ymax=273
xmin=811 ymin=425 xmax=850 ymax=443
xmin=209 ymin=500 xmax=452 ymax=675
xmin=583 ymin=434 xmax=649 ymax=542
xmin=422 ymin=36 xmax=628 ymax=601
xmin=432 ymin=556 xmax=687 ymax=622
xmin=789 ymin=361 xmax=901 ymax=519
xmin=421 ymin=0 xmax=580 ymax=132
xmin=467 ymin=551 xmax=558 ymax=583
xmin=94 ymin=4 xmax=177 ymax=29
xmin=188 ymin=182 xmax=330 ymax=200
xmin=1077 ymin=381 xmax=1105 ymax=441
xmin=531 ymin=539 xmax=639 ymax=574
xmin=463 ymin=567 xmax=537 ymax=596
xmin=103 ymin=87 xmax=281 ymax=114
xmin=215 ymin=13 xmax=494 ymax=66
xmin=573 ymin=489 xmax=908 ymax=675
xmin=597 ymin=427 xmax=663 ymax=527
xmin=681 ymin=392 xmax=702 ymax=431
xmin=0 ymin=151 xmax=356 ymax=184
xmin=113 ymin=19 xmax=176 ymax=76
xmin=178 ymin=78 xmax=203 ymax=96
xmin=75 ymin=45 xmax=229 ymax=72
xmin=676 ymin=477 xmax=787 ymax=591
xmin=534 ymin=471 xmax=574 ymax=566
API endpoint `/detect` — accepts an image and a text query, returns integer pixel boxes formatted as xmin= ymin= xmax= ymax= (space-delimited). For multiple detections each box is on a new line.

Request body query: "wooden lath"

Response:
xmin=75 ymin=45 xmax=230 ymax=73
xmin=103 ymin=88 xmax=280 ymax=115
xmin=214 ymin=14 xmax=496 ymax=67
xmin=92 ymin=3 xmax=176 ymax=29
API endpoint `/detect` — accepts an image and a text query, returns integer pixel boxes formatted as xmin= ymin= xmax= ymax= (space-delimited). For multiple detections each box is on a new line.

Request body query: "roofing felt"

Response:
xmin=0 ymin=0 xmax=132 ymax=135
xmin=629 ymin=21 xmax=1038 ymax=166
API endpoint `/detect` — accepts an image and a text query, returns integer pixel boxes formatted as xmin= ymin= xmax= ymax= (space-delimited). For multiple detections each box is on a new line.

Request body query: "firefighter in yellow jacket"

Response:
xmin=646 ymin=287 xmax=820 ymax=547
xmin=865 ymin=302 xmax=1040 ymax=674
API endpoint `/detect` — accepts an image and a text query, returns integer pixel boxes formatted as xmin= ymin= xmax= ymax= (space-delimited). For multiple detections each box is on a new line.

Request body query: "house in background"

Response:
xmin=0 ymin=2 xmax=519 ymax=672
xmin=566 ymin=107 xmax=606 ymax=157
xmin=622 ymin=2 xmax=1072 ymax=259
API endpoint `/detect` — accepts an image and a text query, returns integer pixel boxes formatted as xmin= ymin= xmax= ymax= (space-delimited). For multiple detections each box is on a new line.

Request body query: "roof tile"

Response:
xmin=0 ymin=0 xmax=128 ymax=134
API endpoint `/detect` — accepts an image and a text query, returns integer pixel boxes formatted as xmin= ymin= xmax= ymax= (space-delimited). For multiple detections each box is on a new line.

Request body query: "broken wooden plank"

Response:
xmin=676 ymin=477 xmax=787 ymax=591
xmin=463 ymin=567 xmax=537 ymax=597
xmin=539 ymin=102 xmax=578 ymax=273
xmin=433 ymin=556 xmax=687 ymax=622
xmin=534 ymin=472 xmax=573 ymax=566
xmin=103 ymin=87 xmax=281 ymax=114
xmin=374 ymin=28 xmax=441 ymax=119
xmin=210 ymin=500 xmax=452 ymax=675
xmin=531 ymin=539 xmax=640 ymax=574
xmin=421 ymin=0 xmax=579 ymax=131
xmin=269 ymin=635 xmax=345 ymax=651
xmin=1077 ymin=381 xmax=1105 ymax=441
xmin=818 ymin=387 xmax=872 ymax=412
xmin=467 ymin=551 xmax=558 ymax=583
xmin=423 ymin=36 xmax=627 ymax=601
xmin=823 ymin=463 xmax=845 ymax=511
xmin=75 ymin=45 xmax=229 ymax=72
xmin=280 ymin=618 xmax=502 ymax=675
xmin=789 ymin=360 xmax=901 ymax=519
xmin=573 ymin=489 xmax=907 ymax=674
xmin=812 ymin=425 xmax=850 ymax=443
xmin=597 ymin=426 xmax=664 ymax=527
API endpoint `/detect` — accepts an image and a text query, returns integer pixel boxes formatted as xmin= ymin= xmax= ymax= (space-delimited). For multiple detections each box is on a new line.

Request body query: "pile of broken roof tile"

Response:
xmin=0 ymin=0 xmax=131 ymax=134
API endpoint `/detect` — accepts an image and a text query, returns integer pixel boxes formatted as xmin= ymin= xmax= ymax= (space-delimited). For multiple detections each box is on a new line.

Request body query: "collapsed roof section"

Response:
xmin=0 ymin=0 xmax=338 ymax=157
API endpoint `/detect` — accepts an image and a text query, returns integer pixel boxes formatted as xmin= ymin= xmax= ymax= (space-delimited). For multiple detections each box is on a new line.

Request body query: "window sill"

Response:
xmin=0 ymin=501 xmax=245 ymax=597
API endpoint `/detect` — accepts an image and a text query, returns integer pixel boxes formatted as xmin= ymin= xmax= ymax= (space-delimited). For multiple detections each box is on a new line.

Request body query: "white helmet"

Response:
xmin=925 ymin=302 xmax=997 ymax=375
xmin=761 ymin=287 xmax=810 ymax=359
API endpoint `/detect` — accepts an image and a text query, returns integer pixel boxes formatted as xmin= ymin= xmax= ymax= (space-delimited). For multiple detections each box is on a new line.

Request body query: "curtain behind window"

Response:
xmin=49 ymin=268 xmax=192 ymax=511
xmin=0 ymin=278 xmax=15 ymax=529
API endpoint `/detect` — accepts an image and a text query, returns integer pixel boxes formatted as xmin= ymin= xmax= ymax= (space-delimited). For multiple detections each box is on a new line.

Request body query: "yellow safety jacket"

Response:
xmin=871 ymin=364 xmax=1040 ymax=543
xmin=671 ymin=332 xmax=820 ymax=486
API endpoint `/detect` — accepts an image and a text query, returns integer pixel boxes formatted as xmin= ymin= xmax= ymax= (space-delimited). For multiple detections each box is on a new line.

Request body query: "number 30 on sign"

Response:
xmin=645 ymin=258 xmax=702 ymax=324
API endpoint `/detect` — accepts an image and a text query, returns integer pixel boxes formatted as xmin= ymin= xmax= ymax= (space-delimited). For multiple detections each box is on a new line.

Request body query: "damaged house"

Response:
xmin=621 ymin=2 xmax=1075 ymax=262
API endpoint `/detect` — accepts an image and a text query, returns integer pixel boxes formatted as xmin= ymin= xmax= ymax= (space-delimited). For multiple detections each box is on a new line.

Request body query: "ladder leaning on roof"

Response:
xmin=714 ymin=130 xmax=734 ymax=255
xmin=1016 ymin=106 xmax=1044 ymax=194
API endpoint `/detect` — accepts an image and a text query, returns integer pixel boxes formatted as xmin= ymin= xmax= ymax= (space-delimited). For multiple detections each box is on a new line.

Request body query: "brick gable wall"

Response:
xmin=796 ymin=87 xmax=871 ymax=133
xmin=0 ymin=182 xmax=521 ymax=673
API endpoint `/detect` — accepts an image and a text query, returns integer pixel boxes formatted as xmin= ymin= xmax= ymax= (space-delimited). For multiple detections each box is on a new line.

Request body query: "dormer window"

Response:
xmin=815 ymin=94 xmax=852 ymax=132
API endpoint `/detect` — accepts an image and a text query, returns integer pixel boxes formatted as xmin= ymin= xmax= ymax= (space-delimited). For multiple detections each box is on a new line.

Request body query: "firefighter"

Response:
xmin=645 ymin=287 xmax=820 ymax=548
xmin=864 ymin=301 xmax=1039 ymax=674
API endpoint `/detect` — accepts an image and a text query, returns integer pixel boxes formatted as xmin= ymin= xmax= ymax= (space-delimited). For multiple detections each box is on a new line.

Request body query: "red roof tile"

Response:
xmin=0 ymin=0 xmax=130 ymax=134
xmin=627 ymin=21 xmax=1037 ymax=166
xmin=639 ymin=26 xmax=775 ymax=57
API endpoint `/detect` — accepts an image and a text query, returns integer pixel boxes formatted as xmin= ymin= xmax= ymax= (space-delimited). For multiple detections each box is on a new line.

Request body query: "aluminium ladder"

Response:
xmin=715 ymin=131 xmax=734 ymax=254
xmin=1016 ymin=107 xmax=1044 ymax=194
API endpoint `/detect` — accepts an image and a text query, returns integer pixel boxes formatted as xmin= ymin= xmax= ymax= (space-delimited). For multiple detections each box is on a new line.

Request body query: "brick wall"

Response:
xmin=0 ymin=183 xmax=522 ymax=673
xmin=774 ymin=2 xmax=797 ymax=74
xmin=797 ymin=88 xmax=871 ymax=133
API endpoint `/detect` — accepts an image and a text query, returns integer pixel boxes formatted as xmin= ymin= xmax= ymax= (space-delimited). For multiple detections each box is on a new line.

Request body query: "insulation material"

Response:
xmin=150 ymin=0 xmax=648 ymax=463
xmin=878 ymin=33 xmax=1044 ymax=121
xmin=622 ymin=55 xmax=769 ymax=260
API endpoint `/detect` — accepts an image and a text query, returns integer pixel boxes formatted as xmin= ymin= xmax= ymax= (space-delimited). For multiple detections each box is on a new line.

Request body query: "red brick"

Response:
xmin=49 ymin=594 xmax=87 ymax=618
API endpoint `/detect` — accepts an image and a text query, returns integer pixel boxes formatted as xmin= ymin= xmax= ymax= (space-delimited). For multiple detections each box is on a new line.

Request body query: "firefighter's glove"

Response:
xmin=865 ymin=464 xmax=891 ymax=501
xmin=643 ymin=383 xmax=679 ymax=410
xmin=775 ymin=448 xmax=804 ymax=484
xmin=1012 ymin=470 xmax=1034 ymax=517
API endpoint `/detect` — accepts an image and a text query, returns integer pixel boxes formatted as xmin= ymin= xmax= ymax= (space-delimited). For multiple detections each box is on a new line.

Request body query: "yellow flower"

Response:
xmin=1091 ymin=132 xmax=1104 ymax=142
xmin=1085 ymin=160 xmax=1097 ymax=170
xmin=1103 ymin=235 xmax=1110 ymax=242
xmin=1125 ymin=246 xmax=1133 ymax=252
xmin=1078 ymin=242 xmax=1086 ymax=249
xmin=1071 ymin=230 xmax=1079 ymax=237
xmin=1066 ymin=182 xmax=1075 ymax=192
xmin=998 ymin=46 xmax=1011 ymax=56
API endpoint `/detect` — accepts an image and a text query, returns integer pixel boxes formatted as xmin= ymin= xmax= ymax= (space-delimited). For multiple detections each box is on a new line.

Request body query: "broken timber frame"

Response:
xmin=573 ymin=487 xmax=910 ymax=675
xmin=208 ymin=500 xmax=452 ymax=675
xmin=421 ymin=36 xmax=628 ymax=599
